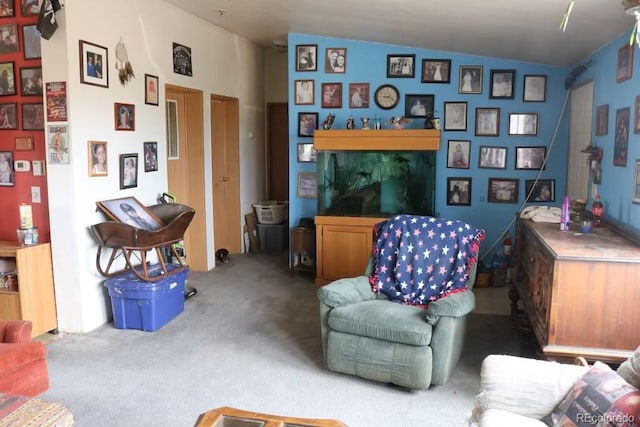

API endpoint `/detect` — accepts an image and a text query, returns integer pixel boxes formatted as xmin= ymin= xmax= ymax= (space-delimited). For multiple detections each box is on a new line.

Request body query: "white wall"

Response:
xmin=41 ymin=0 xmax=266 ymax=333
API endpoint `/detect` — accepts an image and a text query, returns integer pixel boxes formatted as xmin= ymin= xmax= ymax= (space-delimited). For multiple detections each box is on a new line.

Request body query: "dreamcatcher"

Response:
xmin=115 ymin=38 xmax=135 ymax=86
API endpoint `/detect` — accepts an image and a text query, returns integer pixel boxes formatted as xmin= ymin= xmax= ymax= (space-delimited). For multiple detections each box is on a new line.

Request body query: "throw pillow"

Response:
xmin=618 ymin=345 xmax=640 ymax=390
xmin=542 ymin=361 xmax=640 ymax=427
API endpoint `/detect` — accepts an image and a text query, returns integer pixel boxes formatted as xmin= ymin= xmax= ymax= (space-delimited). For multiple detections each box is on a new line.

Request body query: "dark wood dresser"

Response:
xmin=513 ymin=218 xmax=640 ymax=362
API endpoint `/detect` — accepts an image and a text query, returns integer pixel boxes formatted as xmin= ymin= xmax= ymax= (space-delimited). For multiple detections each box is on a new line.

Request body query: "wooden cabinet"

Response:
xmin=314 ymin=216 xmax=385 ymax=286
xmin=513 ymin=219 xmax=640 ymax=362
xmin=0 ymin=242 xmax=57 ymax=337
xmin=313 ymin=129 xmax=440 ymax=151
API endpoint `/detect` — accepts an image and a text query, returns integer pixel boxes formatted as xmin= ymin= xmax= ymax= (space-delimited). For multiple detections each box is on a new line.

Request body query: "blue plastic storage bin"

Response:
xmin=104 ymin=264 xmax=188 ymax=332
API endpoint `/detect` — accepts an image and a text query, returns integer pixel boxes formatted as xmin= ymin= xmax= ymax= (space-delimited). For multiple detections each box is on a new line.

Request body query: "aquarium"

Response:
xmin=317 ymin=150 xmax=436 ymax=217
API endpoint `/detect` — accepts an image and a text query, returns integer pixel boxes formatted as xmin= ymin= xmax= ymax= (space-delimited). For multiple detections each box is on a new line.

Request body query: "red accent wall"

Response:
xmin=0 ymin=2 xmax=50 ymax=242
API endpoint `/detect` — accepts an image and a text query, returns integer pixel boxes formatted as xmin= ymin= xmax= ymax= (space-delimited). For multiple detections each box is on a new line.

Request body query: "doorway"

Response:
xmin=165 ymin=85 xmax=207 ymax=271
xmin=210 ymin=95 xmax=241 ymax=254
xmin=267 ymin=102 xmax=289 ymax=201
xmin=567 ymin=81 xmax=593 ymax=200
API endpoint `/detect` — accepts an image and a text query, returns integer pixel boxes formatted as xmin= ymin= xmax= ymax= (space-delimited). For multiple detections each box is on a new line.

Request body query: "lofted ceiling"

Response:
xmin=162 ymin=0 xmax=637 ymax=67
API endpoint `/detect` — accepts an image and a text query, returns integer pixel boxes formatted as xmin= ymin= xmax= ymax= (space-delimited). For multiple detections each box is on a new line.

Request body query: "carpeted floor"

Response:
xmin=40 ymin=251 xmax=537 ymax=427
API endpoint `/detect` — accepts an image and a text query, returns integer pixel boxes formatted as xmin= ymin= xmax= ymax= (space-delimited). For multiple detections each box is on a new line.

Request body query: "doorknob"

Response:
xmin=222 ymin=177 xmax=231 ymax=181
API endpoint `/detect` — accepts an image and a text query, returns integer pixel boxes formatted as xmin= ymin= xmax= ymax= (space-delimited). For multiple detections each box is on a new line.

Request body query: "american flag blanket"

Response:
xmin=369 ymin=215 xmax=485 ymax=307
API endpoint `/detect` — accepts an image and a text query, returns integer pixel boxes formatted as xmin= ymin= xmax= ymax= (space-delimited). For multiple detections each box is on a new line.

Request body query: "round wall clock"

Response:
xmin=374 ymin=84 xmax=400 ymax=110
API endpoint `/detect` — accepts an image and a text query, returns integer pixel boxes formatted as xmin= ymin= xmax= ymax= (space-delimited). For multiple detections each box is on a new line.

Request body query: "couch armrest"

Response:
xmin=0 ymin=320 xmax=32 ymax=343
xmin=316 ymin=276 xmax=375 ymax=308
xmin=470 ymin=355 xmax=589 ymax=423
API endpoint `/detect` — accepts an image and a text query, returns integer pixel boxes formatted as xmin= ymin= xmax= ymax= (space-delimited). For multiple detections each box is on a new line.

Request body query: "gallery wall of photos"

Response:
xmin=287 ymin=33 xmax=571 ymax=253
xmin=0 ymin=0 xmax=50 ymax=242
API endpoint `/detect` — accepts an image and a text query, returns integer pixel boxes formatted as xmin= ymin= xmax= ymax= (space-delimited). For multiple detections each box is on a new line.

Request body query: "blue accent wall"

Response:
xmin=570 ymin=30 xmax=640 ymax=235
xmin=287 ymin=31 xmax=638 ymax=260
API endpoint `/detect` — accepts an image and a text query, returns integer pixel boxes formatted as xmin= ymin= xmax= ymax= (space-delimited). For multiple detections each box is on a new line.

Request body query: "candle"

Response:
xmin=19 ymin=204 xmax=33 ymax=229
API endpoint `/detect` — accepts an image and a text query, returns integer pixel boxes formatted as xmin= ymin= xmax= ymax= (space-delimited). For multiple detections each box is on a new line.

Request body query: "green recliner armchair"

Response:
xmin=318 ymin=258 xmax=478 ymax=390
xmin=317 ymin=215 xmax=483 ymax=390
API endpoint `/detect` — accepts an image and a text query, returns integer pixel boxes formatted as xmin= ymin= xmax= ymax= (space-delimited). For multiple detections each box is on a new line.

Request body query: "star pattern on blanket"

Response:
xmin=369 ymin=215 xmax=485 ymax=307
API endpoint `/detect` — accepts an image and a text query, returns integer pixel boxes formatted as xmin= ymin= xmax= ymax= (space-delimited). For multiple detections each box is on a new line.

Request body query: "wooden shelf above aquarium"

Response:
xmin=313 ymin=129 xmax=440 ymax=151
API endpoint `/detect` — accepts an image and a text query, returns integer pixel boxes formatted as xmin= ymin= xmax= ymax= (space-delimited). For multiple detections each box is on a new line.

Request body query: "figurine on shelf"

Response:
xmin=424 ymin=113 xmax=434 ymax=129
xmin=374 ymin=114 xmax=382 ymax=130
xmin=322 ymin=113 xmax=336 ymax=130
xmin=386 ymin=116 xmax=412 ymax=129
xmin=361 ymin=117 xmax=370 ymax=130
xmin=346 ymin=116 xmax=355 ymax=129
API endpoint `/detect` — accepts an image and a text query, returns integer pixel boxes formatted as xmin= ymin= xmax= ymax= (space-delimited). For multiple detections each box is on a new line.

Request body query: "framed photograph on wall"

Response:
xmin=479 ymin=145 xmax=507 ymax=169
xmin=172 ymin=42 xmax=192 ymax=76
xmin=614 ymin=106 xmax=630 ymax=167
xmin=349 ymin=83 xmax=369 ymax=108
xmin=447 ymin=177 xmax=471 ymax=206
xmin=447 ymin=140 xmax=470 ymax=169
xmin=444 ymin=101 xmax=467 ymax=131
xmin=296 ymin=44 xmax=317 ymax=72
xmin=489 ymin=69 xmax=515 ymax=99
xmin=459 ymin=65 xmax=483 ymax=94
xmin=21 ymin=0 xmax=40 ymax=16
xmin=21 ymin=103 xmax=44 ymax=130
xmin=596 ymin=104 xmax=609 ymax=136
xmin=19 ymin=66 xmax=42 ymax=96
xmin=635 ymin=96 xmax=640 ymax=134
xmin=79 ymin=40 xmax=108 ymax=88
xmin=114 ymin=103 xmax=135 ymax=131
xmin=325 ymin=48 xmax=346 ymax=73
xmin=297 ymin=143 xmax=316 ymax=163
xmin=0 ymin=102 xmax=18 ymax=129
xmin=298 ymin=112 xmax=318 ymax=137
xmin=96 ymin=196 xmax=164 ymax=231
xmin=0 ymin=2 xmax=15 ymax=17
xmin=0 ymin=151 xmax=14 ymax=186
xmin=617 ymin=43 xmax=633 ymax=83
xmin=88 ymin=140 xmax=108 ymax=177
xmin=0 ymin=62 xmax=16 ymax=96
xmin=525 ymin=179 xmax=555 ymax=202
xmin=633 ymin=159 xmax=640 ymax=204
xmin=421 ymin=59 xmax=451 ymax=83
xmin=488 ymin=178 xmax=519 ymax=203
xmin=475 ymin=107 xmax=500 ymax=136
xmin=404 ymin=94 xmax=434 ymax=118
xmin=523 ymin=75 xmax=547 ymax=102
xmin=0 ymin=24 xmax=18 ymax=53
xmin=144 ymin=141 xmax=158 ymax=172
xmin=508 ymin=113 xmax=538 ymax=136
xmin=516 ymin=146 xmax=547 ymax=170
xmin=387 ymin=54 xmax=415 ymax=78
xmin=297 ymin=172 xmax=317 ymax=198
xmin=22 ymin=24 xmax=41 ymax=59
xmin=119 ymin=153 xmax=139 ymax=190
xmin=321 ymin=83 xmax=342 ymax=108
xmin=295 ymin=79 xmax=314 ymax=105
xmin=145 ymin=74 xmax=159 ymax=106
xmin=15 ymin=136 xmax=33 ymax=151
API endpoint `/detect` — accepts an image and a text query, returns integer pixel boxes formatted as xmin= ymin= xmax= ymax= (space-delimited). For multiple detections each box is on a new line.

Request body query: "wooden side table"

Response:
xmin=196 ymin=406 xmax=346 ymax=427
xmin=290 ymin=227 xmax=315 ymax=274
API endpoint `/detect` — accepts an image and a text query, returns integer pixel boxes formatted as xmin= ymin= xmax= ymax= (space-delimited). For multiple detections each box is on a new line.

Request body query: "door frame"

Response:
xmin=165 ymin=84 xmax=208 ymax=271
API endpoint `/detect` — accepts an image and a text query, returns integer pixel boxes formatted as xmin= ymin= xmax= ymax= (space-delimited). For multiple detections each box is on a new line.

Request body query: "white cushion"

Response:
xmin=472 ymin=355 xmax=588 ymax=421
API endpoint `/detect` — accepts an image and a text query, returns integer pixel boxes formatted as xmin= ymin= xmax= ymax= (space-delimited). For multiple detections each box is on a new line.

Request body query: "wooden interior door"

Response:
xmin=165 ymin=85 xmax=207 ymax=270
xmin=267 ymin=102 xmax=289 ymax=201
xmin=211 ymin=95 xmax=241 ymax=253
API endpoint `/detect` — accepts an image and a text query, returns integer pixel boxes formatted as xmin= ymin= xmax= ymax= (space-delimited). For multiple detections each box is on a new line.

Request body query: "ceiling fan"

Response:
xmin=562 ymin=0 xmax=640 ymax=46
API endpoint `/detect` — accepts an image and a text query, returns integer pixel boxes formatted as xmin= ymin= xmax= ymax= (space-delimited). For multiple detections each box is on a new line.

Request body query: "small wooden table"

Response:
xmin=196 ymin=406 xmax=347 ymax=427
xmin=290 ymin=227 xmax=315 ymax=274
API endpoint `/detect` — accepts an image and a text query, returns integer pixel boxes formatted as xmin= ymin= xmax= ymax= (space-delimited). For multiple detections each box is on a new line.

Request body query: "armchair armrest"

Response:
xmin=471 ymin=355 xmax=588 ymax=422
xmin=0 ymin=320 xmax=32 ymax=343
xmin=425 ymin=289 xmax=475 ymax=324
xmin=317 ymin=276 xmax=375 ymax=308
